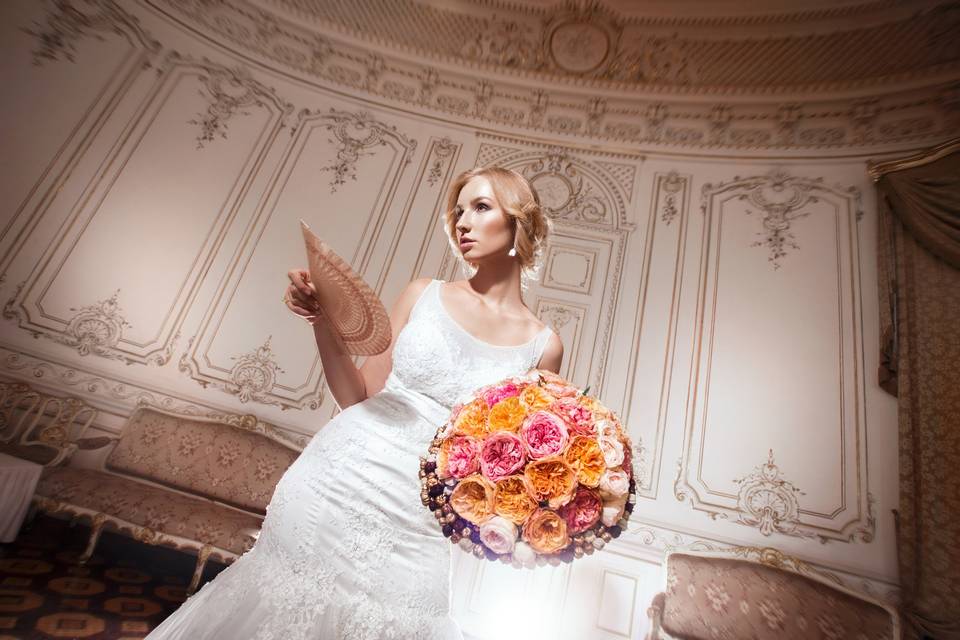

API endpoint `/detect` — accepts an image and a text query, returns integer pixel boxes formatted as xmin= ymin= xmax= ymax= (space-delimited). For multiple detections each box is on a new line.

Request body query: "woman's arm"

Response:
xmin=350 ymin=277 xmax=433 ymax=404
xmin=536 ymin=332 xmax=564 ymax=374
xmin=288 ymin=272 xmax=431 ymax=410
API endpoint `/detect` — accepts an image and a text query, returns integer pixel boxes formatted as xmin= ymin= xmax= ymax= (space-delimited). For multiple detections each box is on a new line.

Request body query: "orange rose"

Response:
xmin=521 ymin=508 xmax=570 ymax=554
xmin=454 ymin=398 xmax=489 ymax=438
xmin=487 ymin=396 xmax=527 ymax=433
xmin=519 ymin=385 xmax=555 ymax=412
xmin=449 ymin=474 xmax=496 ymax=525
xmin=493 ymin=475 xmax=538 ymax=525
xmin=524 ymin=456 xmax=577 ymax=509
xmin=564 ymin=435 xmax=606 ymax=487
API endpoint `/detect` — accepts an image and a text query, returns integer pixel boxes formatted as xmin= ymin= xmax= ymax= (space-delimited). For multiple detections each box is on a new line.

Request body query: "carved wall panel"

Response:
xmin=3 ymin=53 xmax=292 ymax=369
xmin=612 ymin=170 xmax=691 ymax=501
xmin=178 ymin=108 xmax=416 ymax=411
xmin=0 ymin=0 xmax=160 ymax=286
xmin=674 ymin=169 xmax=873 ymax=543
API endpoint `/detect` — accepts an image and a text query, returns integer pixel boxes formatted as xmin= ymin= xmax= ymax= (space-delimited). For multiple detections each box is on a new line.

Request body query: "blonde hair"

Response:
xmin=442 ymin=166 xmax=551 ymax=289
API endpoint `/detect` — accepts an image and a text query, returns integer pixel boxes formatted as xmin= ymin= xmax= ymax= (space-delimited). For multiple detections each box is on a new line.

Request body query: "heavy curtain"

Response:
xmin=874 ymin=139 xmax=960 ymax=640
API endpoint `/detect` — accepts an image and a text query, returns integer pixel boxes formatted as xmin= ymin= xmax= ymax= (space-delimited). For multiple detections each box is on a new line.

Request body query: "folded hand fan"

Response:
xmin=299 ymin=219 xmax=392 ymax=355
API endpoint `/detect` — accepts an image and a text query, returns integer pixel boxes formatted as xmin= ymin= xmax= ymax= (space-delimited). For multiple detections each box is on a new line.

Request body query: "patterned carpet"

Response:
xmin=0 ymin=514 xmax=226 ymax=639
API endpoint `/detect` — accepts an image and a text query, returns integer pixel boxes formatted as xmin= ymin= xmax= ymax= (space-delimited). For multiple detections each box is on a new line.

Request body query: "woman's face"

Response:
xmin=454 ymin=176 xmax=513 ymax=264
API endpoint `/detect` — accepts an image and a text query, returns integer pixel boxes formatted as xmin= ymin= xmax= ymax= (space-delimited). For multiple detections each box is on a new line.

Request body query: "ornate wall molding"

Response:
xmin=178 ymin=106 xmax=416 ymax=412
xmin=23 ymin=0 xmax=161 ymax=65
xmin=0 ymin=348 xmax=309 ymax=448
xmin=2 ymin=52 xmax=293 ymax=368
xmin=140 ymin=0 xmax=960 ymax=154
xmin=617 ymin=169 xmax=690 ymax=502
xmin=675 ymin=168 xmax=874 ymax=543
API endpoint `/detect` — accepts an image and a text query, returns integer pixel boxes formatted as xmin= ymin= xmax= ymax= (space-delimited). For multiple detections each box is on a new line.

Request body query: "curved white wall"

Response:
xmin=0 ymin=1 xmax=928 ymax=637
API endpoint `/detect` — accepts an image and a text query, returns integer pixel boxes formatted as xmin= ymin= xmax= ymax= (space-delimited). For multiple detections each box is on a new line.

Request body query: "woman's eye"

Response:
xmin=477 ymin=203 xmax=487 ymax=211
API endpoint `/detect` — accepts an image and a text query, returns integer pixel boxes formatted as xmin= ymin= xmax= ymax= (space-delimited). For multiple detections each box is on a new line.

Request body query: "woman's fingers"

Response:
xmin=288 ymin=269 xmax=316 ymax=300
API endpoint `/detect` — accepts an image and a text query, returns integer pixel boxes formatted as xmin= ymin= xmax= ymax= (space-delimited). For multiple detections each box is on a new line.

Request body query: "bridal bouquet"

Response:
xmin=419 ymin=369 xmax=636 ymax=567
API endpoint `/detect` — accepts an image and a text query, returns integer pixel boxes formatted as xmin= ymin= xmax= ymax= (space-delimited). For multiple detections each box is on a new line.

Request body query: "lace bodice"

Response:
xmin=387 ymin=279 xmax=552 ymax=409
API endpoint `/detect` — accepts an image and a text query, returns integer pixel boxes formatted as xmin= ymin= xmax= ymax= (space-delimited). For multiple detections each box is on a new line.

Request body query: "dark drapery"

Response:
xmin=873 ymin=139 xmax=960 ymax=640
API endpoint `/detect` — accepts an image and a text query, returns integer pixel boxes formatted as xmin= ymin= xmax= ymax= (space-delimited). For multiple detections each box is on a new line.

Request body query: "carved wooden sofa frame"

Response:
xmin=646 ymin=547 xmax=901 ymax=640
xmin=31 ymin=403 xmax=304 ymax=594
xmin=0 ymin=380 xmax=97 ymax=467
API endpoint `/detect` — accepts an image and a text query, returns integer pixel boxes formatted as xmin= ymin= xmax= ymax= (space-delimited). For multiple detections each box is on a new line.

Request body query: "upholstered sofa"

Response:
xmin=0 ymin=380 xmax=97 ymax=467
xmin=32 ymin=403 xmax=304 ymax=593
xmin=646 ymin=547 xmax=900 ymax=640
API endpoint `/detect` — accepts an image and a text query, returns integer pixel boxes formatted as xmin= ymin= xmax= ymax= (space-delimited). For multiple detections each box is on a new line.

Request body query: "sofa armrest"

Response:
xmin=646 ymin=591 xmax=665 ymax=640
xmin=75 ymin=435 xmax=120 ymax=450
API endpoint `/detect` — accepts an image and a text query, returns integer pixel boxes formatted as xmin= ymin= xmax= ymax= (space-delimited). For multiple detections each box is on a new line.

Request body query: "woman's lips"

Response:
xmin=459 ymin=240 xmax=475 ymax=251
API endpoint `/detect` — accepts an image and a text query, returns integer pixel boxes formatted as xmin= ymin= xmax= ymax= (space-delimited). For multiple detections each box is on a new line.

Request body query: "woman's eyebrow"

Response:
xmin=456 ymin=196 xmax=491 ymax=206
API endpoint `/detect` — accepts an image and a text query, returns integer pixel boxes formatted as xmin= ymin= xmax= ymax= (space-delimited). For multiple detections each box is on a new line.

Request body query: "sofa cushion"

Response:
xmin=104 ymin=408 xmax=299 ymax=515
xmin=661 ymin=554 xmax=894 ymax=640
xmin=37 ymin=467 xmax=261 ymax=556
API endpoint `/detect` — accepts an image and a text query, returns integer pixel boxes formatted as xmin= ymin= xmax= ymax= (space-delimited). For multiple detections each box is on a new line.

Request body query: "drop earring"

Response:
xmin=508 ymin=245 xmax=517 ymax=257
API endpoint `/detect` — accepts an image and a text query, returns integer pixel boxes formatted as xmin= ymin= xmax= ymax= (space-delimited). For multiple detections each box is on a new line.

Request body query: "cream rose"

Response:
xmin=601 ymin=495 xmax=628 ymax=527
xmin=512 ymin=540 xmax=536 ymax=566
xmin=598 ymin=467 xmax=630 ymax=500
xmin=598 ymin=433 xmax=625 ymax=467
xmin=479 ymin=515 xmax=518 ymax=555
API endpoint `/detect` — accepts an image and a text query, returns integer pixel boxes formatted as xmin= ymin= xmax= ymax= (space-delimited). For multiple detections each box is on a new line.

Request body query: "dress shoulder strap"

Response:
xmin=529 ymin=325 xmax=554 ymax=369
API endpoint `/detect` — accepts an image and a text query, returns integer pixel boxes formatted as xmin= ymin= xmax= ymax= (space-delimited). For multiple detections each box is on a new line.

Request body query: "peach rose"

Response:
xmin=493 ymin=475 xmax=539 ymax=525
xmin=534 ymin=369 xmax=580 ymax=399
xmin=478 ymin=515 xmax=518 ymax=555
xmin=443 ymin=435 xmax=481 ymax=479
xmin=557 ymin=486 xmax=603 ymax=534
xmin=524 ymin=456 xmax=578 ymax=509
xmin=621 ymin=436 xmax=634 ymax=480
xmin=449 ymin=474 xmax=496 ymax=525
xmin=579 ymin=396 xmax=614 ymax=421
xmin=521 ymin=410 xmax=569 ymax=460
xmin=479 ymin=432 xmax=527 ymax=482
xmin=454 ymin=397 xmax=489 ymax=439
xmin=521 ymin=508 xmax=570 ymax=554
xmin=487 ymin=396 xmax=527 ymax=433
xmin=519 ymin=385 xmax=556 ymax=412
xmin=563 ymin=435 xmax=606 ymax=488
xmin=550 ymin=396 xmax=595 ymax=436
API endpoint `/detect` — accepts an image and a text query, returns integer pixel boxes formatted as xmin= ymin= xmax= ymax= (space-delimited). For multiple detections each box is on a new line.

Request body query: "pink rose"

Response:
xmin=481 ymin=381 xmax=525 ymax=407
xmin=445 ymin=435 xmax=481 ymax=479
xmin=479 ymin=432 xmax=527 ymax=482
xmin=520 ymin=410 xmax=570 ymax=460
xmin=558 ymin=486 xmax=603 ymax=534
xmin=550 ymin=397 xmax=594 ymax=436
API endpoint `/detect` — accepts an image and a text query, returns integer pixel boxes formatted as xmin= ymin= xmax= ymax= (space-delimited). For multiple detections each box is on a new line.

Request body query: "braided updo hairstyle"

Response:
xmin=442 ymin=166 xmax=552 ymax=290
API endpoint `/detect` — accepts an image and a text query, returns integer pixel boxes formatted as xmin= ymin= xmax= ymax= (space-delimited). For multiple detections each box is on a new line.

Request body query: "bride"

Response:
xmin=145 ymin=165 xmax=563 ymax=639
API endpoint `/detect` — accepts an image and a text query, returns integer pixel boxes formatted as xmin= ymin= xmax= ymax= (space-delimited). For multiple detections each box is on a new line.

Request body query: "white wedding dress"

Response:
xmin=146 ymin=279 xmax=554 ymax=640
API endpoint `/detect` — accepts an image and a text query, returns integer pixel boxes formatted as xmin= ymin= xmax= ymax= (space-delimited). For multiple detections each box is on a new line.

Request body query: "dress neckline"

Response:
xmin=433 ymin=280 xmax=550 ymax=350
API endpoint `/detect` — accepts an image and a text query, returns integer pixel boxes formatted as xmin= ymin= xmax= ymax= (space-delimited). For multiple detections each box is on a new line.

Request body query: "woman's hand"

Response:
xmin=285 ymin=268 xmax=322 ymax=324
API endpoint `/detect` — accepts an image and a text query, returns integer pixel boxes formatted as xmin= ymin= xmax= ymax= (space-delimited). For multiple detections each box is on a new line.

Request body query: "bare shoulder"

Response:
xmin=537 ymin=328 xmax=564 ymax=373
